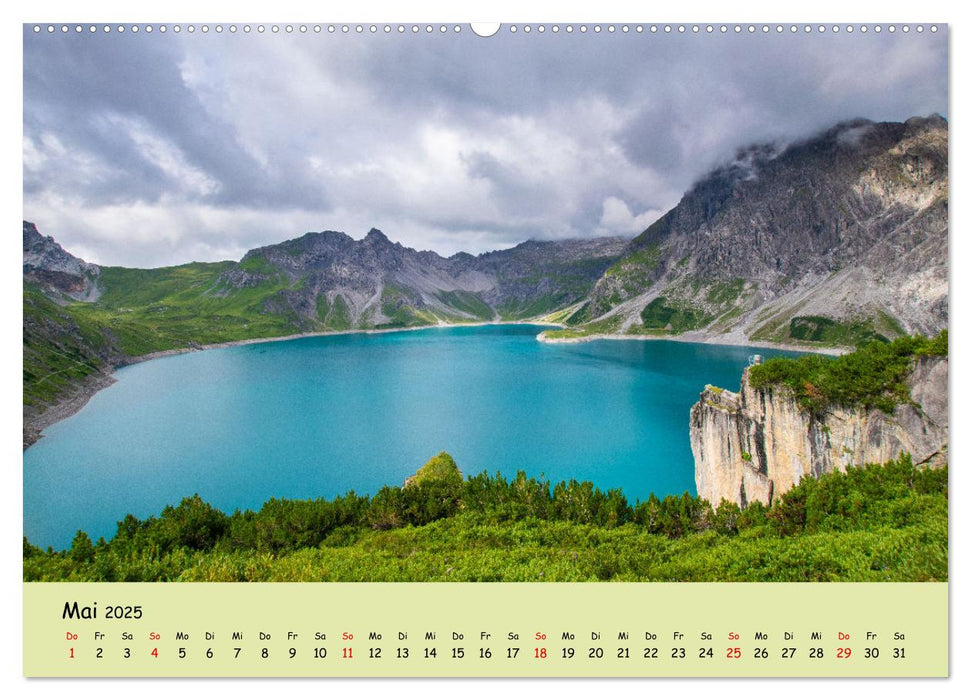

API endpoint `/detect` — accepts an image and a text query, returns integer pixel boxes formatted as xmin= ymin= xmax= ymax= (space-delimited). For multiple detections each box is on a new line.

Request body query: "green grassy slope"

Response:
xmin=74 ymin=263 xmax=301 ymax=355
xmin=750 ymin=310 xmax=908 ymax=348
xmin=23 ymin=264 xmax=306 ymax=419
xmin=22 ymin=282 xmax=119 ymax=408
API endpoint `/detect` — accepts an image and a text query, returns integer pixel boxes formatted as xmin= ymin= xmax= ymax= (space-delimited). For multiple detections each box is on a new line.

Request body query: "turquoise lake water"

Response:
xmin=23 ymin=325 xmax=797 ymax=549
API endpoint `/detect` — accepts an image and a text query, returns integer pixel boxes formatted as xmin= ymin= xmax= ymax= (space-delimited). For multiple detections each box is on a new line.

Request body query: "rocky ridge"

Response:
xmin=221 ymin=228 xmax=627 ymax=328
xmin=570 ymin=115 xmax=948 ymax=346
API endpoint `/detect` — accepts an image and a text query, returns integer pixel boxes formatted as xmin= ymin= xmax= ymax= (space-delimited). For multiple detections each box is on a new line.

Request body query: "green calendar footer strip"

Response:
xmin=24 ymin=582 xmax=948 ymax=678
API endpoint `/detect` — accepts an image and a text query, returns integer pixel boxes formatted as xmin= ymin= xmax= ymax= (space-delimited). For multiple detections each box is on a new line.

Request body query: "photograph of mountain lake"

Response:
xmin=22 ymin=24 xmax=948 ymax=583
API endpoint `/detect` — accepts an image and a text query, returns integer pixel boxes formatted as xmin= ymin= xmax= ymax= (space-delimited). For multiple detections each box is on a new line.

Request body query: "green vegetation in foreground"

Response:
xmin=406 ymin=451 xmax=463 ymax=486
xmin=748 ymin=331 xmax=947 ymax=413
xmin=23 ymin=454 xmax=946 ymax=582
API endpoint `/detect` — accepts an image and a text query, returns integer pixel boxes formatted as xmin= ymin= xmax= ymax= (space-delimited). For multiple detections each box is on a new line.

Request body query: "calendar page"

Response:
xmin=20 ymin=15 xmax=949 ymax=682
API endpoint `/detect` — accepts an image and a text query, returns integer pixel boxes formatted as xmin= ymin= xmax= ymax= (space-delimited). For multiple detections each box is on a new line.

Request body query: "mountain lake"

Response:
xmin=23 ymin=324 xmax=800 ymax=549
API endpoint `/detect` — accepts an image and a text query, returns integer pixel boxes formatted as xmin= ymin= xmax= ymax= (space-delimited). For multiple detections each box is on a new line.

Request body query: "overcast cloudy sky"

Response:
xmin=23 ymin=25 xmax=947 ymax=267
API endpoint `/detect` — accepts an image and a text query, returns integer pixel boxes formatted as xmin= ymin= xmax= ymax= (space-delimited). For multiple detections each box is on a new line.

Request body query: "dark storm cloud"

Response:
xmin=22 ymin=25 xmax=947 ymax=266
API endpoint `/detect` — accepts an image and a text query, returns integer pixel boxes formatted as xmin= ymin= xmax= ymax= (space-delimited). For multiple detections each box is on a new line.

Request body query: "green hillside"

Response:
xmin=74 ymin=263 xmax=301 ymax=355
xmin=23 ymin=282 xmax=117 ymax=408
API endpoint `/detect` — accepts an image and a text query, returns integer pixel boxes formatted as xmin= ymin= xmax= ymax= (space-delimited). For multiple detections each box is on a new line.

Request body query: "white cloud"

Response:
xmin=118 ymin=115 xmax=222 ymax=198
xmin=23 ymin=132 xmax=117 ymax=192
xmin=25 ymin=192 xmax=322 ymax=267
xmin=596 ymin=196 xmax=664 ymax=237
xmin=23 ymin=192 xmax=528 ymax=268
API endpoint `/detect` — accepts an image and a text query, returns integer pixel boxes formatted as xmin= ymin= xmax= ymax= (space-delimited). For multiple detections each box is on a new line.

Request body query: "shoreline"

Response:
xmin=23 ymin=320 xmax=843 ymax=448
xmin=535 ymin=330 xmax=847 ymax=356
xmin=119 ymin=319 xmax=560 ymax=366
xmin=23 ymin=371 xmax=117 ymax=449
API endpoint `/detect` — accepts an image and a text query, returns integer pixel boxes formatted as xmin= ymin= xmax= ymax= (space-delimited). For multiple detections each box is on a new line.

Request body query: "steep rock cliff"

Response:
xmin=690 ymin=355 xmax=947 ymax=506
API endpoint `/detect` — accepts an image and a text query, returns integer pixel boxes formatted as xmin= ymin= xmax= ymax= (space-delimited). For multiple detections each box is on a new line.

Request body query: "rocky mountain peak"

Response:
xmin=904 ymin=112 xmax=947 ymax=134
xmin=284 ymin=230 xmax=355 ymax=252
xmin=207 ymin=223 xmax=628 ymax=329
xmin=364 ymin=228 xmax=391 ymax=244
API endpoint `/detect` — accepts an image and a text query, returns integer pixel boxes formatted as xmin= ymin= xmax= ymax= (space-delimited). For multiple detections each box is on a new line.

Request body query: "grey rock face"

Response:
xmin=22 ymin=221 xmax=101 ymax=301
xmin=583 ymin=115 xmax=948 ymax=342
